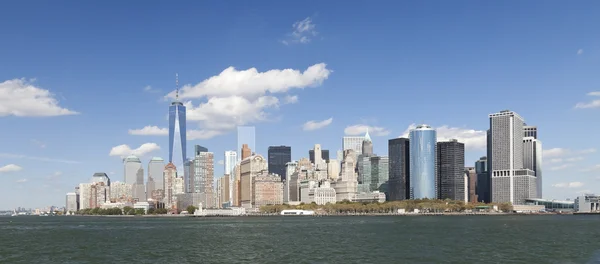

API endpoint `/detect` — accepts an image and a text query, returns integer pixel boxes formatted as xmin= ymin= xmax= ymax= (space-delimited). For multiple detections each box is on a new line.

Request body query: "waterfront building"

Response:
xmin=409 ymin=124 xmax=437 ymax=199
xmin=252 ymin=173 xmax=284 ymax=208
xmin=358 ymin=156 xmax=389 ymax=194
xmin=525 ymin=198 xmax=574 ymax=211
xmin=237 ymin=126 xmax=256 ymax=162
xmin=66 ymin=192 xmax=78 ymax=213
xmin=465 ymin=167 xmax=478 ymax=203
xmin=109 ymin=181 xmax=133 ymax=202
xmin=327 ymin=159 xmax=340 ymax=181
xmin=437 ymin=139 xmax=465 ymax=201
xmin=169 ymin=74 xmax=187 ymax=170
xmin=475 ymin=156 xmax=490 ymax=203
xmin=218 ymin=176 xmax=230 ymax=208
xmin=488 ymin=110 xmax=536 ymax=205
xmin=388 ymin=138 xmax=410 ymax=201
xmin=299 ymin=180 xmax=336 ymax=205
xmin=240 ymin=154 xmax=268 ymax=208
xmin=353 ymin=191 xmax=386 ymax=203
xmin=123 ymin=155 xmax=145 ymax=202
xmin=523 ymin=136 xmax=543 ymax=198
xmin=268 ymin=145 xmax=291 ymax=180
xmin=574 ymin=194 xmax=600 ymax=213
xmin=78 ymin=182 xmax=109 ymax=209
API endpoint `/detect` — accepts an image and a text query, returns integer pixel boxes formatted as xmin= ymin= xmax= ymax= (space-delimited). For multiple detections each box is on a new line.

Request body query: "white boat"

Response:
xmin=11 ymin=209 xmax=17 ymax=217
xmin=280 ymin=209 xmax=315 ymax=216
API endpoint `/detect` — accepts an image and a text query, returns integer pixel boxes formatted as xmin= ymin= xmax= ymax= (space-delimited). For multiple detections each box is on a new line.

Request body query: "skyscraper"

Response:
xmin=124 ymin=155 xmax=145 ymax=201
xmin=523 ymin=136 xmax=543 ymax=198
xmin=409 ymin=124 xmax=437 ymax=199
xmin=169 ymin=74 xmax=187 ymax=167
xmin=475 ymin=156 xmax=490 ymax=203
xmin=268 ymin=146 xmax=291 ymax=180
xmin=488 ymin=110 xmax=536 ymax=205
xmin=241 ymin=144 xmax=251 ymax=160
xmin=342 ymin=136 xmax=364 ymax=158
xmin=362 ymin=130 xmax=373 ymax=156
xmin=388 ymin=138 xmax=410 ymax=200
xmin=309 ymin=149 xmax=330 ymax=164
xmin=237 ymin=126 xmax=256 ymax=162
xmin=437 ymin=139 xmax=465 ymax=201
xmin=224 ymin=151 xmax=237 ymax=176
xmin=147 ymin=157 xmax=165 ymax=200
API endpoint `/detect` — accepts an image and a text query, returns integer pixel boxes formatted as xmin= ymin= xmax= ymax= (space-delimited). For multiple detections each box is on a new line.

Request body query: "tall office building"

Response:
xmin=241 ymin=144 xmax=252 ymax=160
xmin=91 ymin=172 xmax=111 ymax=187
xmin=124 ymin=155 xmax=145 ymax=201
xmin=409 ymin=125 xmax=437 ymax=199
xmin=342 ymin=136 xmax=364 ymax=158
xmin=268 ymin=146 xmax=291 ymax=180
xmin=309 ymin=149 xmax=330 ymax=164
xmin=358 ymin=156 xmax=389 ymax=194
xmin=465 ymin=167 xmax=478 ymax=203
xmin=237 ymin=126 xmax=256 ymax=162
xmin=224 ymin=151 xmax=237 ymax=175
xmin=240 ymin=154 xmax=268 ymax=208
xmin=437 ymin=139 xmax=465 ymax=201
xmin=66 ymin=192 xmax=78 ymax=213
xmin=169 ymin=74 xmax=187 ymax=167
xmin=147 ymin=157 xmax=165 ymax=200
xmin=362 ymin=130 xmax=373 ymax=156
xmin=524 ymin=126 xmax=537 ymax=138
xmin=475 ymin=156 xmax=490 ymax=203
xmin=163 ymin=163 xmax=178 ymax=209
xmin=190 ymin=146 xmax=214 ymax=206
xmin=388 ymin=138 xmax=410 ymax=200
xmin=523 ymin=136 xmax=543 ymax=198
xmin=488 ymin=110 xmax=536 ymax=205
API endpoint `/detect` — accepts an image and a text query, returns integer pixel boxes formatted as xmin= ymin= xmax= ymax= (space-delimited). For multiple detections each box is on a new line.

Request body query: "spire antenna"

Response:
xmin=175 ymin=73 xmax=179 ymax=101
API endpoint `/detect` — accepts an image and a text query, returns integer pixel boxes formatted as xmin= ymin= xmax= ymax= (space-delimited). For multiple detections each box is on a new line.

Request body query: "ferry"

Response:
xmin=280 ymin=209 xmax=315 ymax=216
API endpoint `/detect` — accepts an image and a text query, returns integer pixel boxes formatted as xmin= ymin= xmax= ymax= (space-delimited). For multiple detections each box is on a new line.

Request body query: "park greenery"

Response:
xmin=76 ymin=206 xmax=169 ymax=215
xmin=260 ymin=199 xmax=514 ymax=214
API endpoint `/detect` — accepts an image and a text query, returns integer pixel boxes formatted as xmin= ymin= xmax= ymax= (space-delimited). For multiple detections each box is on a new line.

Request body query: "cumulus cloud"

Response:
xmin=168 ymin=63 xmax=331 ymax=100
xmin=0 ymin=164 xmax=23 ymax=173
xmin=552 ymin=182 xmax=584 ymax=188
xmin=543 ymin=148 xmax=596 ymax=158
xmin=344 ymin=125 xmax=390 ymax=136
xmin=129 ymin=126 xmax=168 ymax=136
xmin=143 ymin=85 xmax=160 ymax=93
xmin=0 ymin=78 xmax=78 ymax=117
xmin=282 ymin=17 xmax=318 ymax=45
xmin=303 ymin=118 xmax=333 ymax=131
xmin=575 ymin=91 xmax=600 ymax=109
xmin=109 ymin=143 xmax=160 ymax=157
xmin=399 ymin=124 xmax=487 ymax=150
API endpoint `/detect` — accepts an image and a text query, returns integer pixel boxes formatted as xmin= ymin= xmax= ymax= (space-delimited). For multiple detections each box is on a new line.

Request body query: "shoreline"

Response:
xmin=57 ymin=212 xmax=587 ymax=218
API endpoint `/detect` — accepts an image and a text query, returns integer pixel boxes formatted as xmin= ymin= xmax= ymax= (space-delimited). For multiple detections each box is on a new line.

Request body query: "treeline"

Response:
xmin=76 ymin=206 xmax=171 ymax=215
xmin=260 ymin=199 xmax=513 ymax=214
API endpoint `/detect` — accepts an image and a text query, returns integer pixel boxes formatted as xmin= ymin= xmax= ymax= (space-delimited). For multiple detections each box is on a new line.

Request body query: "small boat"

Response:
xmin=11 ymin=209 xmax=17 ymax=217
xmin=280 ymin=209 xmax=315 ymax=216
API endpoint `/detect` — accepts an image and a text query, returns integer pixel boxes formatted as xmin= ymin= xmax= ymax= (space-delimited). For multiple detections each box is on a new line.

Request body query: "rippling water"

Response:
xmin=1 ymin=215 xmax=599 ymax=263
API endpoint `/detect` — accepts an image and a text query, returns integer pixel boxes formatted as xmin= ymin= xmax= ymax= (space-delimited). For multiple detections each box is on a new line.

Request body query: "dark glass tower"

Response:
xmin=268 ymin=146 xmax=291 ymax=180
xmin=309 ymin=149 xmax=330 ymax=163
xmin=388 ymin=138 xmax=410 ymax=200
xmin=437 ymin=139 xmax=465 ymax=200
xmin=168 ymin=74 xmax=187 ymax=166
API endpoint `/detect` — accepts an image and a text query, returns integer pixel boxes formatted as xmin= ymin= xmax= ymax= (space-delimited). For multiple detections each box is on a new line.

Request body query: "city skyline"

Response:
xmin=1 ymin=1 xmax=600 ymax=209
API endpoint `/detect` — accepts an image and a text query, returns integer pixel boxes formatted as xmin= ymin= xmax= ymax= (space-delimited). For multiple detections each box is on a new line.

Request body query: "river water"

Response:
xmin=1 ymin=215 xmax=599 ymax=263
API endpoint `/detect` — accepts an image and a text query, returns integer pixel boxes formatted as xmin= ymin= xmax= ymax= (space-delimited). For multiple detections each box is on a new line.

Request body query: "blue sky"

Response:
xmin=1 ymin=1 xmax=599 ymax=209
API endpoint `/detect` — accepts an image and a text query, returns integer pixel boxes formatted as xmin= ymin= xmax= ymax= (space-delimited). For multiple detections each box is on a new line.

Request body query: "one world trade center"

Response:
xmin=169 ymin=73 xmax=187 ymax=166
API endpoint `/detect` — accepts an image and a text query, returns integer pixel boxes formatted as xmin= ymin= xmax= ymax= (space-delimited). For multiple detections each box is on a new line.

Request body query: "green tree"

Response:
xmin=186 ymin=205 xmax=197 ymax=214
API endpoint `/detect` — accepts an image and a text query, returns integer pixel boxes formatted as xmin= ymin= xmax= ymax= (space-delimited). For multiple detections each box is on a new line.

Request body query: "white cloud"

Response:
xmin=0 ymin=153 xmax=80 ymax=164
xmin=0 ymin=164 xmax=23 ymax=173
xmin=169 ymin=63 xmax=331 ymax=100
xmin=580 ymin=164 xmax=600 ymax=172
xmin=0 ymin=78 xmax=78 ymax=117
xmin=282 ymin=17 xmax=318 ymax=45
xmin=344 ymin=124 xmax=390 ymax=136
xmin=109 ymin=143 xmax=160 ymax=157
xmin=217 ymin=160 xmax=224 ymax=165
xmin=45 ymin=171 xmax=62 ymax=180
xmin=575 ymin=91 xmax=600 ymax=109
xmin=303 ymin=118 xmax=333 ymax=131
xmin=543 ymin=148 xmax=596 ymax=158
xmin=283 ymin=95 xmax=298 ymax=104
xmin=399 ymin=124 xmax=487 ymax=150
xmin=549 ymin=164 xmax=573 ymax=171
xmin=552 ymin=181 xmax=584 ymax=188
xmin=30 ymin=139 xmax=46 ymax=148
xmin=566 ymin=156 xmax=584 ymax=162
xmin=129 ymin=126 xmax=169 ymax=136
xmin=16 ymin=179 xmax=28 ymax=183
xmin=184 ymin=96 xmax=280 ymax=129
xmin=187 ymin=129 xmax=225 ymax=140
xmin=143 ymin=85 xmax=160 ymax=93
xmin=577 ymin=49 xmax=584 ymax=55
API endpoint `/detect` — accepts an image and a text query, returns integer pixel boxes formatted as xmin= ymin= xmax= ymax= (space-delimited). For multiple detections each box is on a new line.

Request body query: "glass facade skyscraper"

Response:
xmin=168 ymin=76 xmax=187 ymax=166
xmin=268 ymin=146 xmax=291 ymax=180
xmin=409 ymin=124 xmax=437 ymax=199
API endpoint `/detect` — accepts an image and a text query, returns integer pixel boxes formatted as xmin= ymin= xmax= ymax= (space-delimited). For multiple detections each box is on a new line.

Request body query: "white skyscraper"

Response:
xmin=224 ymin=150 xmax=237 ymax=204
xmin=489 ymin=110 xmax=537 ymax=205
xmin=523 ymin=136 xmax=543 ymax=198
xmin=342 ymin=136 xmax=364 ymax=159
